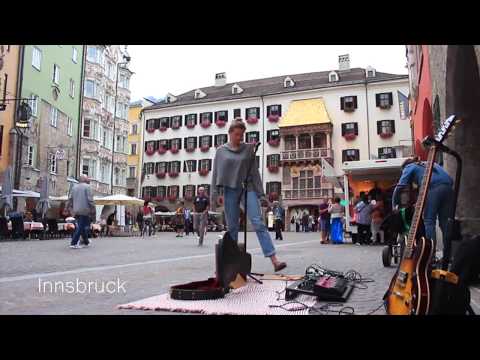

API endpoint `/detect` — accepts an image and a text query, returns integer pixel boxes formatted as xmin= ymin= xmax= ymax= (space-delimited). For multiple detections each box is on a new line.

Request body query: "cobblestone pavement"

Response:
xmin=1 ymin=231 xmax=479 ymax=315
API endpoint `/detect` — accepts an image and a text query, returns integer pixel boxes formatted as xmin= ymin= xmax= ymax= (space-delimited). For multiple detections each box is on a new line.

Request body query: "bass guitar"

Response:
xmin=384 ymin=114 xmax=460 ymax=315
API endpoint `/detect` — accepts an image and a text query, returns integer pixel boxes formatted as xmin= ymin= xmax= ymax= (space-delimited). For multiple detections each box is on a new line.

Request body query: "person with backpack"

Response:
xmin=355 ymin=193 xmax=373 ymax=245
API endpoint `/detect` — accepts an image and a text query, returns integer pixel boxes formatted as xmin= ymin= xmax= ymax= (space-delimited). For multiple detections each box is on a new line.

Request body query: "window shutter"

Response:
xmin=208 ymin=136 xmax=212 ymax=147
xmin=375 ymin=94 xmax=381 ymax=107
xmin=340 ymin=97 xmax=345 ymax=110
xmin=224 ymin=111 xmax=228 ymax=122
xmin=194 ymin=160 xmax=197 ymax=172
xmin=194 ymin=137 xmax=198 ymax=148
xmin=184 ymin=138 xmax=187 ymax=148
xmin=267 ymin=130 xmax=271 ymax=141
xmin=183 ymin=161 xmax=186 ymax=172
xmin=214 ymin=111 xmax=218 ymax=121
xmin=392 ymin=148 xmax=397 ymax=158
xmin=355 ymin=149 xmax=360 ymax=160
xmin=388 ymin=93 xmax=393 ymax=105
xmin=341 ymin=124 xmax=346 ymax=136
xmin=391 ymin=120 xmax=396 ymax=133
xmin=208 ymin=159 xmax=212 ymax=170
xmin=266 ymin=182 xmax=270 ymax=194
xmin=353 ymin=96 xmax=358 ymax=109
xmin=278 ymin=105 xmax=282 ymax=116
xmin=266 ymin=106 xmax=271 ymax=116
xmin=256 ymin=107 xmax=260 ymax=118
xmin=354 ymin=123 xmax=359 ymax=135
xmin=178 ymin=138 xmax=182 ymax=149
xmin=377 ymin=121 xmax=381 ymax=135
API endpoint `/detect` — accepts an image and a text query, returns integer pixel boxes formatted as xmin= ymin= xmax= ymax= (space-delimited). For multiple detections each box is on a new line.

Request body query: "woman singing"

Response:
xmin=210 ymin=119 xmax=287 ymax=272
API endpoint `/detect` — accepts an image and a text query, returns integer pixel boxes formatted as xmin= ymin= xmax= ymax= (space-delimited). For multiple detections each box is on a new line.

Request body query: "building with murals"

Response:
xmin=10 ymin=45 xmax=85 ymax=209
xmin=406 ymin=45 xmax=480 ymax=237
xmin=140 ymin=55 xmax=410 ymax=223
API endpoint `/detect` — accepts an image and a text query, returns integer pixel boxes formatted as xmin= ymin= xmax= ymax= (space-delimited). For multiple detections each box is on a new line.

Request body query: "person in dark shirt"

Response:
xmin=193 ymin=186 xmax=210 ymax=246
xmin=392 ymin=157 xmax=454 ymax=249
xmin=319 ymin=199 xmax=331 ymax=244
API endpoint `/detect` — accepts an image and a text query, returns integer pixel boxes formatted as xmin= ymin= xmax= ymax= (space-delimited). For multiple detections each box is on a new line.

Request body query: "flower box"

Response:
xmin=246 ymin=117 xmax=258 ymax=125
xmin=158 ymin=147 xmax=167 ymax=154
xmin=146 ymin=127 xmax=156 ymax=133
xmin=268 ymin=139 xmax=280 ymax=147
xmin=199 ymin=169 xmax=210 ymax=176
xmin=186 ymin=123 xmax=196 ymax=129
xmin=154 ymin=196 xmax=164 ymax=202
xmin=268 ymin=165 xmax=279 ymax=173
xmin=344 ymin=133 xmax=357 ymax=141
xmin=269 ymin=192 xmax=279 ymax=202
xmin=200 ymin=121 xmax=211 ymax=128
xmin=156 ymin=172 xmax=166 ymax=179
xmin=185 ymin=147 xmax=195 ymax=153
xmin=380 ymin=132 xmax=393 ymax=139
xmin=215 ymin=119 xmax=226 ymax=127
xmin=268 ymin=115 xmax=279 ymax=123
xmin=146 ymin=148 xmax=155 ymax=156
xmin=171 ymin=125 xmax=180 ymax=130
xmin=168 ymin=172 xmax=179 ymax=178
xmin=170 ymin=147 xmax=179 ymax=154
xmin=168 ymin=195 xmax=177 ymax=202
xmin=160 ymin=126 xmax=167 ymax=132
xmin=200 ymin=145 xmax=210 ymax=152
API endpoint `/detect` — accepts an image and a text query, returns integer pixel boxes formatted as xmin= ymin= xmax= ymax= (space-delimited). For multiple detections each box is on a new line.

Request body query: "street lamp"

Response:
xmin=110 ymin=54 xmax=131 ymax=195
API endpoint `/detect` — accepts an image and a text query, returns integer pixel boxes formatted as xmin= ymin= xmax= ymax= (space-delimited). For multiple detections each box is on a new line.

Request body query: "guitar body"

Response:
xmin=385 ymin=236 xmax=434 ymax=315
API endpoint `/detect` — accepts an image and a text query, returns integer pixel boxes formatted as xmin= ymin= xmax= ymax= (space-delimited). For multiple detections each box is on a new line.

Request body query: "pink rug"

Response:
xmin=118 ymin=279 xmax=316 ymax=315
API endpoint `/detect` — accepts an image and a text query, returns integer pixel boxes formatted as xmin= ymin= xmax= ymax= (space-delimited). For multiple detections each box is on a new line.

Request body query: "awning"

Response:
xmin=279 ymin=98 xmax=332 ymax=128
xmin=94 ymin=194 xmax=144 ymax=206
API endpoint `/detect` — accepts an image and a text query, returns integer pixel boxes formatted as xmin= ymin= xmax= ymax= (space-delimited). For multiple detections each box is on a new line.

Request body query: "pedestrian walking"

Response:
xmin=136 ymin=208 xmax=144 ymax=235
xmin=302 ymin=212 xmax=309 ymax=232
xmin=175 ymin=201 xmax=185 ymax=237
xmin=370 ymin=198 xmax=385 ymax=244
xmin=295 ymin=214 xmax=301 ymax=232
xmin=67 ymin=175 xmax=95 ymax=249
xmin=184 ymin=207 xmax=192 ymax=236
xmin=142 ymin=201 xmax=154 ymax=236
xmin=308 ymin=214 xmax=314 ymax=232
xmin=355 ymin=193 xmax=373 ymax=245
xmin=210 ymin=119 xmax=286 ymax=272
xmin=273 ymin=201 xmax=284 ymax=240
xmin=193 ymin=187 xmax=209 ymax=246
xmin=319 ymin=198 xmax=331 ymax=244
xmin=329 ymin=197 xmax=345 ymax=244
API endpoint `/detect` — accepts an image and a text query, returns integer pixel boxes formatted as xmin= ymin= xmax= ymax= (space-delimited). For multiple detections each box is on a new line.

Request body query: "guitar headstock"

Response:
xmin=435 ymin=115 xmax=461 ymax=143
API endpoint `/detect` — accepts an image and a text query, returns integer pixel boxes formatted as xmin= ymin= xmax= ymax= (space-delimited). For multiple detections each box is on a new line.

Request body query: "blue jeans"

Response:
xmin=423 ymin=183 xmax=454 ymax=246
xmin=223 ymin=186 xmax=276 ymax=257
xmin=71 ymin=215 xmax=91 ymax=246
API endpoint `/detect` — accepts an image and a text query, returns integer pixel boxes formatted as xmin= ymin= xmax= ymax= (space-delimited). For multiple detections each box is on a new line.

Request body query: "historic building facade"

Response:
xmin=79 ymin=45 xmax=132 ymax=196
xmin=11 ymin=45 xmax=85 ymax=208
xmin=141 ymin=56 xmax=410 ymax=222
xmin=127 ymin=97 xmax=155 ymax=197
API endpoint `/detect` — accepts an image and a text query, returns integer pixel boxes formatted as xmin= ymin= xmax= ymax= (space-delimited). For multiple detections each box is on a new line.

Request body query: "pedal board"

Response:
xmin=285 ymin=275 xmax=354 ymax=302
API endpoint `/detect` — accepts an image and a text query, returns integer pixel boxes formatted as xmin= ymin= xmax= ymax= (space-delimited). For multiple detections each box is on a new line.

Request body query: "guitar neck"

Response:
xmin=405 ymin=147 xmax=438 ymax=257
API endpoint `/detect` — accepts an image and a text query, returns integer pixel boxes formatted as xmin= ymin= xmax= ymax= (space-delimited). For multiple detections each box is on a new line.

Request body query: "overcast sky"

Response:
xmin=127 ymin=45 xmax=408 ymax=101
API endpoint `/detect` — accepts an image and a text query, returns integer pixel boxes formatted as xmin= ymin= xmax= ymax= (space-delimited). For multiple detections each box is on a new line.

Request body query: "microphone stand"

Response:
xmin=240 ymin=141 xmax=264 ymax=284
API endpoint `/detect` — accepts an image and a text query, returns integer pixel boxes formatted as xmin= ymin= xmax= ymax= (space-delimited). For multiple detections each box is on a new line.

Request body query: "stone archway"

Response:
xmin=445 ymin=45 xmax=480 ymax=236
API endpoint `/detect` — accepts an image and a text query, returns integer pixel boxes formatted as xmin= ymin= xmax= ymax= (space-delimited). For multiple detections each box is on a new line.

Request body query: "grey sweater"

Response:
xmin=210 ymin=142 xmax=265 ymax=208
xmin=68 ymin=183 xmax=95 ymax=217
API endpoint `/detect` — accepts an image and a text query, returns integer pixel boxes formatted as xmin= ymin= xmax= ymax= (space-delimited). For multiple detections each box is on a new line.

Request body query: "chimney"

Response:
xmin=338 ymin=54 xmax=350 ymax=71
xmin=215 ymin=72 xmax=226 ymax=87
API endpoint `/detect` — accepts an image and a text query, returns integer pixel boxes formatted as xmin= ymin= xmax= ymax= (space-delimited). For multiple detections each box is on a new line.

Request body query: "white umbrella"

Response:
xmin=0 ymin=167 xmax=14 ymax=211
xmin=94 ymin=194 xmax=144 ymax=206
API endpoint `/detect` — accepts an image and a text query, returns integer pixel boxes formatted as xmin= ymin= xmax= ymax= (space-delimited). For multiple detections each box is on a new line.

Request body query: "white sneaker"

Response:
xmin=69 ymin=245 xmax=81 ymax=249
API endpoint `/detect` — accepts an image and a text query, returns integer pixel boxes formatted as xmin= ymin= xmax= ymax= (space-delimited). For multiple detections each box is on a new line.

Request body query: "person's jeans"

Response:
xmin=71 ymin=215 xmax=91 ymax=246
xmin=223 ymin=186 xmax=276 ymax=257
xmin=423 ymin=183 xmax=454 ymax=248
xmin=193 ymin=212 xmax=208 ymax=245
